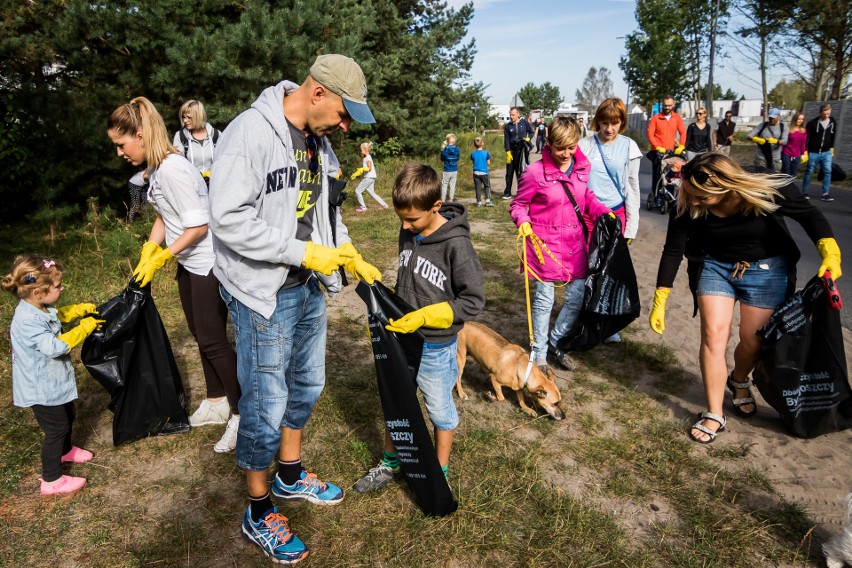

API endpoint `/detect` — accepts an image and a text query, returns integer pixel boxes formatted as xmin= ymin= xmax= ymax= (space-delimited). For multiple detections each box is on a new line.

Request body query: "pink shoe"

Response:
xmin=40 ymin=475 xmax=86 ymax=495
xmin=355 ymin=206 xmax=368 ymax=212
xmin=61 ymin=446 xmax=93 ymax=464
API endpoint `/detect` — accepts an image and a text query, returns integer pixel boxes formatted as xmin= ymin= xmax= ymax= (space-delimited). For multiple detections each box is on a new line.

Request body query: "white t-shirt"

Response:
xmin=147 ymin=154 xmax=215 ymax=275
xmin=363 ymin=155 xmax=377 ymax=179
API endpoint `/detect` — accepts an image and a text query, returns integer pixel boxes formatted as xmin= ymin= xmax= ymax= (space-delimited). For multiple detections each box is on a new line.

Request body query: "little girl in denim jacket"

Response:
xmin=3 ymin=255 xmax=103 ymax=495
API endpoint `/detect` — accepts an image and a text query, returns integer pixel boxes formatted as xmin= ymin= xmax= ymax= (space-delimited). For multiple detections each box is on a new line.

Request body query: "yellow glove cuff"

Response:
xmin=653 ymin=288 xmax=671 ymax=309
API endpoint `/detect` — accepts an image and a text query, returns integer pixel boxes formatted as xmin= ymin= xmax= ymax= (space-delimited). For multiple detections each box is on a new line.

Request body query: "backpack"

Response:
xmin=178 ymin=127 xmax=221 ymax=155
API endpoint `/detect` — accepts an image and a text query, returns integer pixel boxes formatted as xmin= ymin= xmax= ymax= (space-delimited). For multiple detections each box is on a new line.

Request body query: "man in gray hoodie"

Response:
xmin=209 ymin=54 xmax=381 ymax=564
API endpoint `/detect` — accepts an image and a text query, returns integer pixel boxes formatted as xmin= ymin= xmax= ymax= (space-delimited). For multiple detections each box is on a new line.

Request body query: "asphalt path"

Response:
xmin=637 ymin=158 xmax=852 ymax=329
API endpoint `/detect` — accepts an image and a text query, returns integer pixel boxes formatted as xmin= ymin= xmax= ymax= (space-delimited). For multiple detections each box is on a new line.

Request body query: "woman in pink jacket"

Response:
xmin=510 ymin=116 xmax=612 ymax=372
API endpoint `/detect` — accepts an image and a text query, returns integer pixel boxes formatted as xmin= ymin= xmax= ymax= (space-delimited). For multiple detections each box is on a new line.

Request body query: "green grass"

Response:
xmin=0 ymin=162 xmax=826 ymax=566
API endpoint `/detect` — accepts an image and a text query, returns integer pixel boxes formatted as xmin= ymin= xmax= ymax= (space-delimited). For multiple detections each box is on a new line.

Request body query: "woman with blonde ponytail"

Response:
xmin=107 ymin=97 xmax=241 ymax=452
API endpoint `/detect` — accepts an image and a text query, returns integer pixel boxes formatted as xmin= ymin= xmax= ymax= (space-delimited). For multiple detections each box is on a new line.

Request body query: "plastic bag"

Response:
xmin=557 ymin=214 xmax=641 ymax=351
xmin=752 ymin=276 xmax=852 ymax=438
xmin=82 ymin=282 xmax=190 ymax=446
xmin=355 ymin=281 xmax=458 ymax=517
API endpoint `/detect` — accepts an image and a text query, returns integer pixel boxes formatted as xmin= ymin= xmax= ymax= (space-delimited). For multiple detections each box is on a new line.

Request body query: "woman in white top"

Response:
xmin=578 ymin=97 xmax=642 ymax=344
xmin=108 ymin=97 xmax=240 ymax=453
xmin=172 ymin=100 xmax=219 ymax=183
xmin=578 ymin=97 xmax=642 ymax=242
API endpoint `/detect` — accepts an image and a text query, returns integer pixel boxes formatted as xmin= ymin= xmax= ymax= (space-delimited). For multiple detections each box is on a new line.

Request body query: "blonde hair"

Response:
xmin=676 ymin=153 xmax=790 ymax=219
xmin=108 ymin=96 xmax=178 ymax=169
xmin=441 ymin=133 xmax=456 ymax=150
xmin=547 ymin=116 xmax=581 ymax=149
xmin=591 ymin=98 xmax=627 ymax=133
xmin=179 ymin=100 xmax=207 ymax=130
xmin=2 ymin=255 xmax=64 ymax=300
xmin=392 ymin=162 xmax=441 ymax=211
xmin=473 ymin=136 xmax=484 ymax=149
xmin=360 ymin=141 xmax=373 ymax=155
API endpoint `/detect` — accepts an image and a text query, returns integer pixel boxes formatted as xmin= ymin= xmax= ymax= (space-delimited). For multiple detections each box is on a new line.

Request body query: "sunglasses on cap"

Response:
xmin=682 ymin=162 xmax=713 ymax=185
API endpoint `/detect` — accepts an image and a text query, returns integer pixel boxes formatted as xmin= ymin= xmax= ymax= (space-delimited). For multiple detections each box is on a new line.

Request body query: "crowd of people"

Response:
xmin=3 ymin=52 xmax=845 ymax=565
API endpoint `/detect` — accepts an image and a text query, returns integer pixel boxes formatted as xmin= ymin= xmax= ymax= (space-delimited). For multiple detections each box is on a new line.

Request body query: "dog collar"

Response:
xmin=522 ymin=360 xmax=534 ymax=387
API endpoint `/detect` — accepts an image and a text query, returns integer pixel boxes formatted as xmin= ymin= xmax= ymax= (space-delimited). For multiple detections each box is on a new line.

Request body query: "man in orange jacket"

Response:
xmin=646 ymin=97 xmax=686 ymax=201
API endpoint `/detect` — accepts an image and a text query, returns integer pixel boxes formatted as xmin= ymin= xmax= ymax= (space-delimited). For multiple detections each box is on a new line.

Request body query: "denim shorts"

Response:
xmin=416 ymin=339 xmax=459 ymax=431
xmin=697 ymin=255 xmax=787 ymax=309
xmin=220 ymin=278 xmax=327 ymax=471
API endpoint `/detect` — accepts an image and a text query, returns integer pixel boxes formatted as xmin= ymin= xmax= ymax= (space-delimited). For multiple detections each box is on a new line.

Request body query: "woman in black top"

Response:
xmin=649 ymin=153 xmax=841 ymax=443
xmin=684 ymin=108 xmax=713 ymax=161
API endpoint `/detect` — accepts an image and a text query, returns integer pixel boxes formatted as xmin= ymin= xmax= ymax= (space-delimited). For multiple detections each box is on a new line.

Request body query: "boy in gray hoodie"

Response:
xmin=209 ymin=54 xmax=381 ymax=564
xmin=354 ymin=162 xmax=485 ymax=494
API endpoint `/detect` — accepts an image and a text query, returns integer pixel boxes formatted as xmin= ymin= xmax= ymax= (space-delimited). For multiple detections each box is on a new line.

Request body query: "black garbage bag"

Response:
xmin=355 ymin=281 xmax=458 ymax=517
xmin=81 ymin=282 xmax=190 ymax=446
xmin=752 ymin=276 xmax=852 ymax=438
xmin=557 ymin=214 xmax=641 ymax=351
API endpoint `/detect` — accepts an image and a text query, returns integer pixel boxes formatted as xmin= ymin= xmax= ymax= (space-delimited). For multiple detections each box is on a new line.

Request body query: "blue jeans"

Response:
xmin=802 ymin=150 xmax=832 ymax=195
xmin=781 ymin=153 xmax=800 ymax=177
xmin=416 ymin=339 xmax=459 ymax=430
xmin=530 ymin=278 xmax=586 ymax=364
xmin=220 ymin=278 xmax=327 ymax=471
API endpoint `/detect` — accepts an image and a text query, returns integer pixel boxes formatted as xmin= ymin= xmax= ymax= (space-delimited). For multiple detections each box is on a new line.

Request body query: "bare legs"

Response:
xmin=693 ymin=296 xmax=774 ymax=442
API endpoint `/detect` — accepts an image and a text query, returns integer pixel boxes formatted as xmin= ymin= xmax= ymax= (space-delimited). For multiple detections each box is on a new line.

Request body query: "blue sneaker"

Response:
xmin=272 ymin=470 xmax=345 ymax=505
xmin=241 ymin=506 xmax=308 ymax=565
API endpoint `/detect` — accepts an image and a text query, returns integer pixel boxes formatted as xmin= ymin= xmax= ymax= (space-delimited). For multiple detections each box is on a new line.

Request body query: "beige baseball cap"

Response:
xmin=310 ymin=54 xmax=375 ymax=124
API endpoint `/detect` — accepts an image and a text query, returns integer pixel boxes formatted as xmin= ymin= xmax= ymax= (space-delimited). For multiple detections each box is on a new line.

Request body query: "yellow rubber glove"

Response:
xmin=133 ymin=246 xmax=175 ymax=287
xmin=506 ymin=151 xmax=513 ymax=164
xmin=831 ymin=148 xmax=834 ymax=156
xmin=674 ymin=145 xmax=685 ymax=155
xmin=655 ymin=146 xmax=666 ymax=153
xmin=767 ymin=137 xmax=779 ymax=145
xmin=58 ymin=317 xmax=105 ymax=352
xmin=386 ymin=302 xmax=454 ymax=334
xmin=135 ymin=241 xmax=162 ymax=273
xmin=201 ymin=171 xmax=211 ymax=180
xmin=56 ymin=303 xmax=98 ymax=323
xmin=524 ymin=136 xmax=531 ymax=142
xmin=608 ymin=212 xmax=617 ymax=219
xmin=303 ymin=241 xmax=356 ymax=276
xmin=337 ymin=242 xmax=382 ymax=284
xmin=518 ymin=222 xmax=533 ymax=237
xmin=350 ymin=167 xmax=368 ymax=180
xmin=626 ymin=238 xmax=633 ymax=245
xmin=817 ymin=238 xmax=842 ymax=280
xmin=649 ymin=288 xmax=670 ymax=335
xmin=752 ymin=136 xmax=766 ymax=145
xmin=801 ymin=152 xmax=808 ymax=164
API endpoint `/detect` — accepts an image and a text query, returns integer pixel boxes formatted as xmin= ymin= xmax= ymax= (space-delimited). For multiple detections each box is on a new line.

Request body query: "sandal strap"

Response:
xmin=732 ymin=396 xmax=756 ymax=406
xmin=700 ymin=411 xmax=727 ymax=428
xmin=729 ymin=378 xmax=753 ymax=389
xmin=691 ymin=422 xmax=719 ymax=440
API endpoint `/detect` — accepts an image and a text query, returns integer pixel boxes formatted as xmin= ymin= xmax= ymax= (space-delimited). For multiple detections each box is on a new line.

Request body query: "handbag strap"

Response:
xmin=558 ymin=179 xmax=589 ymax=242
xmin=593 ymin=135 xmax=626 ymax=203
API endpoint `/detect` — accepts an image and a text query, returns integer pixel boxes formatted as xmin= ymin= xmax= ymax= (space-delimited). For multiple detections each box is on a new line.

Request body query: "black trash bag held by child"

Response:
xmin=355 ymin=281 xmax=458 ymax=517
xmin=557 ymin=215 xmax=641 ymax=351
xmin=81 ymin=282 xmax=190 ymax=446
xmin=752 ymin=276 xmax=852 ymax=438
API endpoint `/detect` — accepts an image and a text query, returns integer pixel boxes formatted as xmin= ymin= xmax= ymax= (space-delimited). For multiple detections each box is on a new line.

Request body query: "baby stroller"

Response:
xmin=646 ymin=152 xmax=685 ymax=215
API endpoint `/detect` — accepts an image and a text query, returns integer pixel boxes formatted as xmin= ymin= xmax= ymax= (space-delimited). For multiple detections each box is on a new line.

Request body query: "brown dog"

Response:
xmin=456 ymin=322 xmax=565 ymax=420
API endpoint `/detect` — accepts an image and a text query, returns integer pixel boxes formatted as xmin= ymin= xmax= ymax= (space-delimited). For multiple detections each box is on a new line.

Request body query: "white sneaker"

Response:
xmin=214 ymin=415 xmax=240 ymax=453
xmin=189 ymin=398 xmax=229 ymax=427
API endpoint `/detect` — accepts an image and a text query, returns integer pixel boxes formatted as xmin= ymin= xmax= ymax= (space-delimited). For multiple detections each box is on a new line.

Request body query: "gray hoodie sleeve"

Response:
xmin=447 ymin=240 xmax=485 ymax=324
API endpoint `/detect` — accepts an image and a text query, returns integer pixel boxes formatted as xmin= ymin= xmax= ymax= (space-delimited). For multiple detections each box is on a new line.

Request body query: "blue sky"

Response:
xmin=451 ymin=0 xmax=771 ymax=107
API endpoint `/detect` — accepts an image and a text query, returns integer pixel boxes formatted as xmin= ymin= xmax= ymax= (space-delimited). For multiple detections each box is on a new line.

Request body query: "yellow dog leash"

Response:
xmin=518 ymin=231 xmax=572 ymax=385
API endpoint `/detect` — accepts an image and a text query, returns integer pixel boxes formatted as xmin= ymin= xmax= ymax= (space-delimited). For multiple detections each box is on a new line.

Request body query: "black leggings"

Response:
xmin=32 ymin=402 xmax=75 ymax=482
xmin=176 ymin=265 xmax=241 ymax=414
